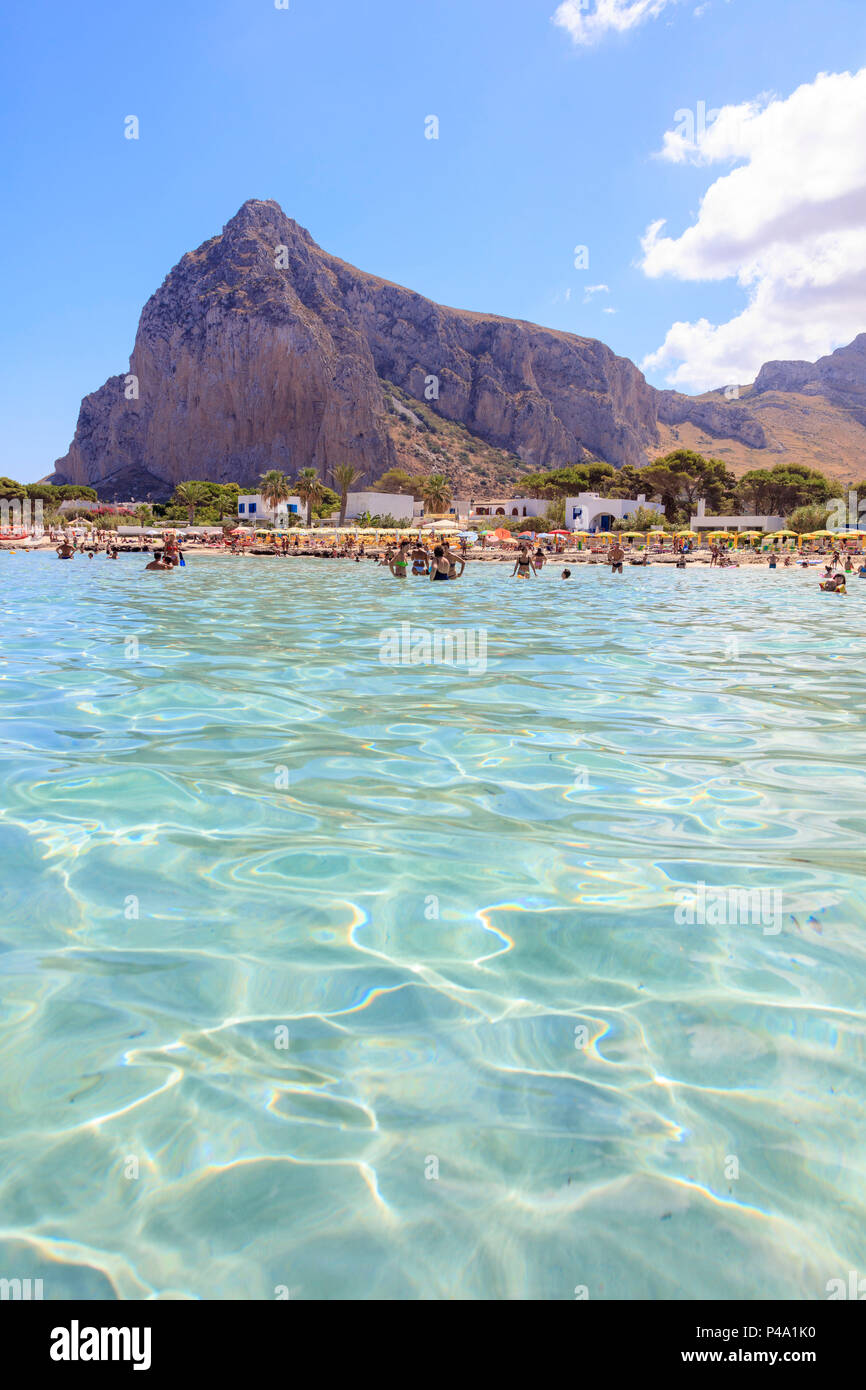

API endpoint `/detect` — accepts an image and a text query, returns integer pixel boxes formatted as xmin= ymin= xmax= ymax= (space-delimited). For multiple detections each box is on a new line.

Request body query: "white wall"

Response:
xmin=237 ymin=493 xmax=302 ymax=521
xmin=344 ymin=492 xmax=415 ymax=521
xmin=690 ymin=513 xmax=784 ymax=532
xmin=468 ymin=498 xmax=548 ymax=519
xmin=565 ymin=494 xmax=648 ymax=532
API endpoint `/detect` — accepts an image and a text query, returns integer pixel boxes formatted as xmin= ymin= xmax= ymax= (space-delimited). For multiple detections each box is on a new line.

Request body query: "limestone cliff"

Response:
xmin=50 ymin=199 xmax=660 ymax=498
xmin=49 ymin=199 xmax=866 ymax=497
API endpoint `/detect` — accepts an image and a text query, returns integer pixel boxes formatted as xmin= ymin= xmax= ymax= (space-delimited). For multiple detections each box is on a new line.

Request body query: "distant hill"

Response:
xmin=47 ymin=199 xmax=866 ymax=499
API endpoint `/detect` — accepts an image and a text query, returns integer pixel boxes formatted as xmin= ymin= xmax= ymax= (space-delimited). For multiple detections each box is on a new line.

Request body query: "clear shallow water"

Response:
xmin=0 ymin=552 xmax=865 ymax=1301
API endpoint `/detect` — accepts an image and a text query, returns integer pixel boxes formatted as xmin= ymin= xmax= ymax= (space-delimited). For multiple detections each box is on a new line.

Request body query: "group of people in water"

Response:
xmin=56 ymin=538 xmax=120 ymax=560
xmin=45 ymin=527 xmax=866 ymax=592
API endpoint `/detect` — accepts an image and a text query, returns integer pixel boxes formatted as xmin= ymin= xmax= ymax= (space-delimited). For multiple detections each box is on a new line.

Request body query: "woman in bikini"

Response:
xmin=430 ymin=546 xmax=451 ymax=581
xmin=388 ymin=541 xmax=411 ymax=578
xmin=443 ymin=544 xmax=465 ymax=580
xmin=511 ymin=545 xmax=536 ymax=579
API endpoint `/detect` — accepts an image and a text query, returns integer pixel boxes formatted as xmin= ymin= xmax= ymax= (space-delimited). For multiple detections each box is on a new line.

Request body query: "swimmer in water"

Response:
xmin=388 ymin=541 xmax=411 ymax=578
xmin=561 ymin=568 xmax=571 ymax=579
xmin=820 ymin=573 xmax=847 ymax=593
xmin=56 ymin=541 xmax=75 ymax=559
xmin=144 ymin=550 xmax=170 ymax=571
xmin=511 ymin=545 xmax=536 ymax=579
xmin=430 ymin=546 xmax=451 ymax=581
xmin=609 ymin=542 xmax=625 ymax=574
xmin=442 ymin=543 xmax=465 ymax=580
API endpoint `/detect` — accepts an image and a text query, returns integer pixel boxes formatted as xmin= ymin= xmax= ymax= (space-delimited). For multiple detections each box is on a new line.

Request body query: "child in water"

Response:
xmin=820 ymin=573 xmax=847 ymax=593
xmin=561 ymin=569 xmax=571 ymax=579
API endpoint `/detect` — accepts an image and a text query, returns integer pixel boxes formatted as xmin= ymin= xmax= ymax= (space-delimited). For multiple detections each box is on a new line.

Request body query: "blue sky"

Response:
xmin=2 ymin=0 xmax=865 ymax=480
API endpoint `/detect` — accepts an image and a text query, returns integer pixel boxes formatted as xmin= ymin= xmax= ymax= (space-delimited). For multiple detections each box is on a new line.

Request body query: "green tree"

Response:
xmin=57 ymin=485 xmax=98 ymax=501
xmin=296 ymin=468 xmax=325 ymax=525
xmin=544 ymin=497 xmax=566 ymax=528
xmin=331 ymin=464 xmax=364 ymax=527
xmin=737 ymin=464 xmax=841 ymax=515
xmin=259 ymin=469 xmax=293 ymax=520
xmin=420 ymin=473 xmax=452 ymax=513
xmin=0 ymin=477 xmax=27 ymax=499
xmin=611 ymin=506 xmax=668 ymax=532
xmin=173 ymin=481 xmax=212 ymax=527
xmin=373 ymin=468 xmax=420 ymax=496
xmin=787 ymin=504 xmax=833 ymax=534
xmin=636 ymin=451 xmax=735 ymax=521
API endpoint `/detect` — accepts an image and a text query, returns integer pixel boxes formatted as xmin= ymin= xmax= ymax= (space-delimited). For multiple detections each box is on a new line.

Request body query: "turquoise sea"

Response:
xmin=0 ymin=552 xmax=864 ymax=1300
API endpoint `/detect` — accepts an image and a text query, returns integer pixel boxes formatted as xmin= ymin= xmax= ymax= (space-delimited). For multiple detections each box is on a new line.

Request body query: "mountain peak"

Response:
xmin=222 ymin=198 xmax=316 ymax=247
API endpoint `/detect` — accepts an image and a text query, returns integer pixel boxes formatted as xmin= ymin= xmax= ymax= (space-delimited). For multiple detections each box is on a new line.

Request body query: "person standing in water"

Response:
xmin=442 ymin=543 xmax=465 ymax=580
xmin=511 ymin=544 xmax=535 ymax=579
xmin=388 ymin=541 xmax=411 ymax=578
xmin=430 ymin=546 xmax=451 ymax=581
xmin=609 ymin=542 xmax=625 ymax=574
xmin=144 ymin=550 xmax=171 ymax=571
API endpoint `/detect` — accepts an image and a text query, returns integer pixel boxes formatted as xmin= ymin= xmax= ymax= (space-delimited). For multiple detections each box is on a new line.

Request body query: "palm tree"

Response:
xmin=421 ymin=473 xmax=451 ymax=515
xmin=331 ymin=464 xmax=363 ymax=527
xmin=259 ymin=469 xmax=292 ymax=522
xmin=296 ymin=467 xmax=325 ymax=525
xmin=174 ymin=481 xmax=211 ymax=527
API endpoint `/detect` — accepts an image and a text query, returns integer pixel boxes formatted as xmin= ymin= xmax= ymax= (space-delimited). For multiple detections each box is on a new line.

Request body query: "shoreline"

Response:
xmin=2 ymin=537 xmax=859 ymax=570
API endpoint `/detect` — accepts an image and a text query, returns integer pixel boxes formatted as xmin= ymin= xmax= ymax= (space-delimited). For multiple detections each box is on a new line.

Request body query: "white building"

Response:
xmin=565 ymin=493 xmax=650 ymax=532
xmin=237 ymin=493 xmax=302 ymax=523
xmin=464 ymin=497 xmax=548 ymax=521
xmin=59 ymin=499 xmax=101 ymax=513
xmin=340 ymin=492 xmax=415 ymax=522
xmin=690 ymin=501 xmax=784 ymax=532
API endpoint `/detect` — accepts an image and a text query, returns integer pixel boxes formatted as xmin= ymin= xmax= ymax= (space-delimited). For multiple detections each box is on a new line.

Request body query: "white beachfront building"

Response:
xmin=340 ymin=492 xmax=415 ymax=523
xmin=565 ymin=493 xmax=651 ymax=532
xmin=462 ymin=497 xmax=548 ymax=522
xmin=237 ymin=493 xmax=302 ymax=523
xmin=690 ymin=501 xmax=784 ymax=532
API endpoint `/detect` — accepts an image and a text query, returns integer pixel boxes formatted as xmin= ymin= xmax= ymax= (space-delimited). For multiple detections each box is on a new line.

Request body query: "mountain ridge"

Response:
xmin=49 ymin=199 xmax=866 ymax=499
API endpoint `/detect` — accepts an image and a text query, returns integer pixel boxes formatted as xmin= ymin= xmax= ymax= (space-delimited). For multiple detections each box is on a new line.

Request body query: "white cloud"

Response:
xmin=554 ymin=0 xmax=682 ymax=46
xmin=641 ymin=69 xmax=866 ymax=391
xmin=583 ymin=283 xmax=610 ymax=303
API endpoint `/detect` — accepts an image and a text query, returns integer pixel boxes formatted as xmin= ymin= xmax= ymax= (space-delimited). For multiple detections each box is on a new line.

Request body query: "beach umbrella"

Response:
xmin=492 ymin=527 xmax=512 ymax=541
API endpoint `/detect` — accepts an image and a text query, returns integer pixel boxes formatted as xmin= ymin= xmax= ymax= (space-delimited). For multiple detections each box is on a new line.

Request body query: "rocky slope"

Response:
xmin=655 ymin=336 xmax=866 ymax=481
xmin=50 ymin=199 xmax=866 ymax=498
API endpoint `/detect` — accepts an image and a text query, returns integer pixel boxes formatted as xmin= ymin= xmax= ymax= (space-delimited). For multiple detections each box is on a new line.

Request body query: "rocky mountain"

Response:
xmin=49 ymin=199 xmax=866 ymax=498
xmin=656 ymin=337 xmax=866 ymax=482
